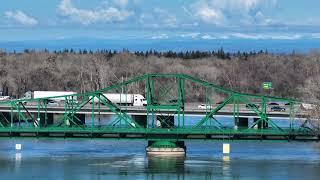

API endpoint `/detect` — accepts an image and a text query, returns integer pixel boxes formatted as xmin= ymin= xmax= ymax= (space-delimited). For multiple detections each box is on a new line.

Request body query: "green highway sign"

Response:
xmin=263 ymin=82 xmax=272 ymax=90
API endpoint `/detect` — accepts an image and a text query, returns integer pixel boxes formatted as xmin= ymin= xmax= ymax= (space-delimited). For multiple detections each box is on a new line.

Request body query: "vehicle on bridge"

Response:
xmin=268 ymin=102 xmax=280 ymax=106
xmin=90 ymin=93 xmax=147 ymax=106
xmin=245 ymin=103 xmax=260 ymax=109
xmin=300 ymin=103 xmax=317 ymax=110
xmin=271 ymin=106 xmax=286 ymax=112
xmin=198 ymin=104 xmax=214 ymax=109
xmin=22 ymin=91 xmax=77 ymax=104
xmin=0 ymin=96 xmax=10 ymax=101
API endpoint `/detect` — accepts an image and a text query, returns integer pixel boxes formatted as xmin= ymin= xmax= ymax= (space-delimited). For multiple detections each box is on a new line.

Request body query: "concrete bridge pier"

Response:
xmin=132 ymin=115 xmax=147 ymax=127
xmin=235 ymin=117 xmax=249 ymax=129
xmin=156 ymin=115 xmax=174 ymax=128
xmin=72 ymin=114 xmax=85 ymax=126
xmin=0 ymin=112 xmax=11 ymax=126
xmin=253 ymin=118 xmax=268 ymax=129
xmin=38 ymin=113 xmax=54 ymax=127
xmin=146 ymin=141 xmax=186 ymax=155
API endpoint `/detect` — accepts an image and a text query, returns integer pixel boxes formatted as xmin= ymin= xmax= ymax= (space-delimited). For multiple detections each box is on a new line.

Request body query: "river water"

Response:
xmin=0 ymin=139 xmax=319 ymax=180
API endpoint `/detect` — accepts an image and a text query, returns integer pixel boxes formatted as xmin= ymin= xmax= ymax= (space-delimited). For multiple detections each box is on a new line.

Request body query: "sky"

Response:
xmin=0 ymin=0 xmax=320 ymax=43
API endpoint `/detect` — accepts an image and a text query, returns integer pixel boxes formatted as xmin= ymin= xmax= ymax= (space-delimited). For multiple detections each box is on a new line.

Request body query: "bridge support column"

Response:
xmin=146 ymin=141 xmax=186 ymax=155
xmin=253 ymin=118 xmax=268 ymax=129
xmin=156 ymin=115 xmax=174 ymax=128
xmin=132 ymin=115 xmax=147 ymax=128
xmin=39 ymin=113 xmax=53 ymax=127
xmin=74 ymin=114 xmax=85 ymax=126
xmin=0 ymin=112 xmax=11 ymax=127
xmin=235 ymin=117 xmax=248 ymax=129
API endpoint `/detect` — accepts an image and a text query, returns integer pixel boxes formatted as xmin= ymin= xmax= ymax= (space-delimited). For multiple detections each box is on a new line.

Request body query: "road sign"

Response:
xmin=263 ymin=82 xmax=272 ymax=90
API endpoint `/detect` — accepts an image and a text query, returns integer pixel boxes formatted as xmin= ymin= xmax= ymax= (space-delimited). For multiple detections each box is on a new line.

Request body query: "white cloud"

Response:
xmin=231 ymin=33 xmax=302 ymax=40
xmin=189 ymin=0 xmax=277 ymax=25
xmin=58 ymin=0 xmax=133 ymax=25
xmin=201 ymin=34 xmax=216 ymax=39
xmin=180 ymin=32 xmax=200 ymax=38
xmin=196 ymin=6 xmax=224 ymax=24
xmin=4 ymin=10 xmax=38 ymax=26
xmin=139 ymin=8 xmax=178 ymax=28
xmin=151 ymin=34 xmax=169 ymax=39
xmin=311 ymin=33 xmax=320 ymax=39
xmin=113 ymin=0 xmax=128 ymax=8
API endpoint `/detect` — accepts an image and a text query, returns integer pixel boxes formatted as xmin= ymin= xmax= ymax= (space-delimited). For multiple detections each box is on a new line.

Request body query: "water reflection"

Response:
xmin=0 ymin=140 xmax=319 ymax=180
xmin=15 ymin=153 xmax=21 ymax=173
xmin=222 ymin=155 xmax=231 ymax=177
xmin=146 ymin=154 xmax=186 ymax=180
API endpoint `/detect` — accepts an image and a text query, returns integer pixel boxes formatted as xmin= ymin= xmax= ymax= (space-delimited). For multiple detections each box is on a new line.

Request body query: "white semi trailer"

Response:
xmin=23 ymin=91 xmax=77 ymax=102
xmin=0 ymin=96 xmax=10 ymax=101
xmin=90 ymin=94 xmax=147 ymax=106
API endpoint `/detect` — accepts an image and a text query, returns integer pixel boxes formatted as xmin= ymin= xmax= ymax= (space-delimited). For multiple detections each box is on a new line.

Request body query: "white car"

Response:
xmin=198 ymin=104 xmax=214 ymax=109
xmin=47 ymin=100 xmax=59 ymax=106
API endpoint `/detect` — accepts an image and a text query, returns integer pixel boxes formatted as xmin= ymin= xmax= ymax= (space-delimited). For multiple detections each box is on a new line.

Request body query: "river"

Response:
xmin=0 ymin=139 xmax=319 ymax=180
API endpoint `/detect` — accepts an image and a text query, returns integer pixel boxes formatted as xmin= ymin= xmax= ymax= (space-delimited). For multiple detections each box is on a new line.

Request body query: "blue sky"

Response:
xmin=0 ymin=0 xmax=320 ymax=41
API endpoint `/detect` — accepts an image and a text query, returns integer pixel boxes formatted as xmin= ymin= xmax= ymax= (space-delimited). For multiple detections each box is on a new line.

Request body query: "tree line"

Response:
xmin=8 ymin=47 xmax=269 ymax=60
xmin=0 ymin=49 xmax=319 ymax=103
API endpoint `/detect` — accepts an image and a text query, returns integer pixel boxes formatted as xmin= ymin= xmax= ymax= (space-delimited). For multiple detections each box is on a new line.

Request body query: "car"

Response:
xmin=66 ymin=99 xmax=78 ymax=105
xmin=245 ymin=103 xmax=260 ymax=109
xmin=271 ymin=106 xmax=286 ymax=112
xmin=168 ymin=99 xmax=178 ymax=103
xmin=198 ymin=104 xmax=214 ymax=109
xmin=47 ymin=100 xmax=59 ymax=106
xmin=268 ymin=102 xmax=279 ymax=106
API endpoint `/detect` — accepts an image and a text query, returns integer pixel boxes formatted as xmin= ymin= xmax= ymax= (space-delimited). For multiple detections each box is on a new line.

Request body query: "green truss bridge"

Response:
xmin=0 ymin=73 xmax=319 ymax=152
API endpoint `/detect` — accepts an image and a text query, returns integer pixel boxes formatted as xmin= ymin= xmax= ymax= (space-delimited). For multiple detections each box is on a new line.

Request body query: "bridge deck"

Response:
xmin=0 ymin=127 xmax=317 ymax=141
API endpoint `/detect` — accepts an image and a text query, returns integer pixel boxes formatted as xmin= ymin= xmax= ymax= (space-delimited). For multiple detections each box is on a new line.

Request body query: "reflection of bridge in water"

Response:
xmin=0 ymin=74 xmax=318 ymax=153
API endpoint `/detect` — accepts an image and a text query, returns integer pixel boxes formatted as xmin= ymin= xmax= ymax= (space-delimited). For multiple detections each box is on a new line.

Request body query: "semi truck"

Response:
xmin=90 ymin=93 xmax=147 ymax=106
xmin=22 ymin=91 xmax=77 ymax=102
xmin=300 ymin=103 xmax=317 ymax=110
xmin=0 ymin=96 xmax=10 ymax=101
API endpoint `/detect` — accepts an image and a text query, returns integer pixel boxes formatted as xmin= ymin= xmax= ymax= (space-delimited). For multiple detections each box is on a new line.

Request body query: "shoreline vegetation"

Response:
xmin=0 ymin=48 xmax=320 ymax=102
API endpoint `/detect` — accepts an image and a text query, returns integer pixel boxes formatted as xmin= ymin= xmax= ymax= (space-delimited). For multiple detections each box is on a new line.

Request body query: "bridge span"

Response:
xmin=0 ymin=74 xmax=318 ymax=153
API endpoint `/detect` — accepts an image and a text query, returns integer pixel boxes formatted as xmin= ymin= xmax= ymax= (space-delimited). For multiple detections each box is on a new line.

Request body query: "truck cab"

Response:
xmin=133 ymin=94 xmax=147 ymax=106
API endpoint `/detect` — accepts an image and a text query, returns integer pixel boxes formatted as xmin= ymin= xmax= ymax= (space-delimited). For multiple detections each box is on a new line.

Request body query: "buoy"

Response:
xmin=223 ymin=143 xmax=230 ymax=154
xmin=15 ymin=144 xmax=22 ymax=150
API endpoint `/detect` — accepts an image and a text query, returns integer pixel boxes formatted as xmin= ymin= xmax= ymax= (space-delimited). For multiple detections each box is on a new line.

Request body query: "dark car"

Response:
xmin=245 ymin=103 xmax=260 ymax=109
xmin=168 ymin=99 xmax=178 ymax=103
xmin=268 ymin=102 xmax=279 ymax=106
xmin=271 ymin=106 xmax=286 ymax=112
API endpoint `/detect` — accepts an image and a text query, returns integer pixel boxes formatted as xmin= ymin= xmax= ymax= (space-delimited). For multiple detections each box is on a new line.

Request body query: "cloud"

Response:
xmin=312 ymin=33 xmax=320 ymax=39
xmin=151 ymin=34 xmax=169 ymax=39
xmin=180 ymin=33 xmax=200 ymax=38
xmin=201 ymin=34 xmax=216 ymax=39
xmin=4 ymin=10 xmax=38 ymax=26
xmin=231 ymin=33 xmax=302 ymax=40
xmin=139 ymin=8 xmax=178 ymax=28
xmin=192 ymin=2 xmax=224 ymax=24
xmin=113 ymin=0 xmax=128 ymax=8
xmin=189 ymin=0 xmax=277 ymax=26
xmin=58 ymin=0 xmax=133 ymax=25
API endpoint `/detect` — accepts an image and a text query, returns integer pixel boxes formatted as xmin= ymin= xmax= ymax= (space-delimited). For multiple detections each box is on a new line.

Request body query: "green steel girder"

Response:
xmin=237 ymin=95 xmax=282 ymax=131
xmin=12 ymin=102 xmax=32 ymax=127
xmin=97 ymin=93 xmax=141 ymax=128
xmin=0 ymin=73 xmax=314 ymax=139
xmin=193 ymin=95 xmax=234 ymax=128
xmin=0 ymin=112 xmax=10 ymax=127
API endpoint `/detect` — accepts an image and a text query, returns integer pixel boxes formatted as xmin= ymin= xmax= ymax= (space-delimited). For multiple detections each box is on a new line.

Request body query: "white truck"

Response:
xmin=22 ymin=91 xmax=77 ymax=102
xmin=90 ymin=93 xmax=147 ymax=106
xmin=0 ymin=96 xmax=10 ymax=101
xmin=300 ymin=103 xmax=317 ymax=110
